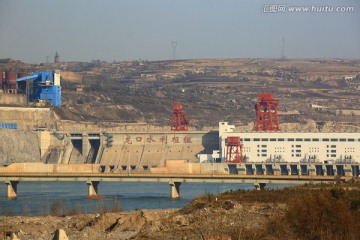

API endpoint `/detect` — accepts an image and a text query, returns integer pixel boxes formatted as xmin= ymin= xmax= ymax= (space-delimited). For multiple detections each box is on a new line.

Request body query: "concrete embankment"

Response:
xmin=0 ymin=129 xmax=41 ymax=165
xmin=0 ymin=106 xmax=57 ymax=130
xmin=0 ymin=93 xmax=26 ymax=106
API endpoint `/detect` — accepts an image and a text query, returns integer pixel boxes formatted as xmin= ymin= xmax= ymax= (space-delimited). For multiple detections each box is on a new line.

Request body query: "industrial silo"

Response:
xmin=6 ymin=70 xmax=17 ymax=93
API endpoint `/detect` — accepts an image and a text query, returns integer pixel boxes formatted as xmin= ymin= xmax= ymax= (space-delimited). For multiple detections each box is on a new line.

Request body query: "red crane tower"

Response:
xmin=254 ymin=93 xmax=280 ymax=131
xmin=171 ymin=103 xmax=189 ymax=131
xmin=225 ymin=136 xmax=243 ymax=163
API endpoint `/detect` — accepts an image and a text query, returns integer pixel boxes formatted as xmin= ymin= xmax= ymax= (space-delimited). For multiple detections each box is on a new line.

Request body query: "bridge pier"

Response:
xmin=254 ymin=182 xmax=266 ymax=190
xmin=169 ymin=181 xmax=181 ymax=199
xmin=87 ymin=181 xmax=99 ymax=197
xmin=5 ymin=180 xmax=19 ymax=198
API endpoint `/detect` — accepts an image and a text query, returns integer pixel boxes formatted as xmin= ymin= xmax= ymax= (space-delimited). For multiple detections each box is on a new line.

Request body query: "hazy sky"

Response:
xmin=0 ymin=0 xmax=359 ymax=63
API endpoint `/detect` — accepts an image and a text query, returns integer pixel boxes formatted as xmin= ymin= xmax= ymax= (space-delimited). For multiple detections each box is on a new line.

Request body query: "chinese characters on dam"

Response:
xmin=124 ymin=135 xmax=192 ymax=144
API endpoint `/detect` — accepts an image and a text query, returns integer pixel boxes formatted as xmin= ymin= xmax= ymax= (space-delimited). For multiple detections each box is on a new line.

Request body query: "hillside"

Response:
xmin=1 ymin=58 xmax=360 ymax=131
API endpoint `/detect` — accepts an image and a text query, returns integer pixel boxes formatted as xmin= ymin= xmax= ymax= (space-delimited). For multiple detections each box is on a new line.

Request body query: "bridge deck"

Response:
xmin=1 ymin=172 xmax=353 ymax=199
xmin=0 ymin=172 xmax=351 ymax=184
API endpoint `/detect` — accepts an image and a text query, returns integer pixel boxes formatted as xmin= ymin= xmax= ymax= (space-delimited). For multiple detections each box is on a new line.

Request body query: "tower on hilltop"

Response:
xmin=54 ymin=52 xmax=60 ymax=63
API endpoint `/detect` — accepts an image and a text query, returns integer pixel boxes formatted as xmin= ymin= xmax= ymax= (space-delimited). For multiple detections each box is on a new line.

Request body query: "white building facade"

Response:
xmin=219 ymin=122 xmax=360 ymax=163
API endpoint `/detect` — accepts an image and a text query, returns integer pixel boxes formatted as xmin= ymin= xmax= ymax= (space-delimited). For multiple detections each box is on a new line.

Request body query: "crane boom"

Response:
xmin=16 ymin=73 xmax=40 ymax=82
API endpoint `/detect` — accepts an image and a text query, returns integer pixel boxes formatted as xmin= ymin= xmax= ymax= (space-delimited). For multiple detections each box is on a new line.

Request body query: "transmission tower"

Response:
xmin=171 ymin=41 xmax=177 ymax=60
xmin=281 ymin=37 xmax=285 ymax=59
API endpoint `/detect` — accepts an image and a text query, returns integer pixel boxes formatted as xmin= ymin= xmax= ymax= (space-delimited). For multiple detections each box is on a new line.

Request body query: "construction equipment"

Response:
xmin=33 ymin=99 xmax=50 ymax=108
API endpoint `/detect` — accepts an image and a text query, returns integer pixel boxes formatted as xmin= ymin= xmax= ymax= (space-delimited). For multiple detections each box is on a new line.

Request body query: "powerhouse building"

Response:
xmin=218 ymin=122 xmax=360 ymax=163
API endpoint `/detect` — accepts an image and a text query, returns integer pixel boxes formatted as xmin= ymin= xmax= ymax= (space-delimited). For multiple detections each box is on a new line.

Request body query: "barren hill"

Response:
xmin=1 ymin=58 xmax=360 ymax=131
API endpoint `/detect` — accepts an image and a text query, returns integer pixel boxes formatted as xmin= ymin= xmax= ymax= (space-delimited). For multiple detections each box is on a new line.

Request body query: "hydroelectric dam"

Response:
xmin=1 ymin=121 xmax=359 ymax=199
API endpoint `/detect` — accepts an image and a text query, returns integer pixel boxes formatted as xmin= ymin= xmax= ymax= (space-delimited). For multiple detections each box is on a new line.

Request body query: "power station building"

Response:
xmin=218 ymin=122 xmax=360 ymax=163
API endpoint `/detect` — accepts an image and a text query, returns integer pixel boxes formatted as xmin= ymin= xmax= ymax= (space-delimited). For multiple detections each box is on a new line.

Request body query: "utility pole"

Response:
xmin=45 ymin=56 xmax=50 ymax=65
xmin=171 ymin=41 xmax=177 ymax=60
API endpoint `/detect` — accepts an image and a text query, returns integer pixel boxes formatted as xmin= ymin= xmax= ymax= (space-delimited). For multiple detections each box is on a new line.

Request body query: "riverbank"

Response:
xmin=0 ymin=202 xmax=280 ymax=240
xmin=1 ymin=181 xmax=360 ymax=240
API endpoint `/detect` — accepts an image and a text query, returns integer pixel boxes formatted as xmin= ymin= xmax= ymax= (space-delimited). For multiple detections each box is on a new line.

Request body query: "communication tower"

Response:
xmin=54 ymin=52 xmax=60 ymax=63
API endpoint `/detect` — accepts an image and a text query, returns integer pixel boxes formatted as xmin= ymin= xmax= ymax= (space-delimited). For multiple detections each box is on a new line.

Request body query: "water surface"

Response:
xmin=0 ymin=182 xmax=296 ymax=216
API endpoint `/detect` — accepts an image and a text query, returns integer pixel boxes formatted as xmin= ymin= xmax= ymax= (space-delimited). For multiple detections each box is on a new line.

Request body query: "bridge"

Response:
xmin=0 ymin=172 xmax=353 ymax=199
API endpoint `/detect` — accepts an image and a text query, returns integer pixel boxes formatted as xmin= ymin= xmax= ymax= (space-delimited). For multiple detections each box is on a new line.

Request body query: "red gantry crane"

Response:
xmin=171 ymin=103 xmax=189 ymax=131
xmin=254 ymin=93 xmax=280 ymax=131
xmin=225 ymin=136 xmax=243 ymax=163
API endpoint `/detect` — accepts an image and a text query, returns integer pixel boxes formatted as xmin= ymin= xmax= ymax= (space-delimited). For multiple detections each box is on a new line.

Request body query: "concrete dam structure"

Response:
xmin=0 ymin=129 xmax=41 ymax=165
xmin=41 ymin=131 xmax=219 ymax=170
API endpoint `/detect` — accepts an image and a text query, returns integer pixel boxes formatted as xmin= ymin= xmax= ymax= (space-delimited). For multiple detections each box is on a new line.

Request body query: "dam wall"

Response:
xmin=0 ymin=128 xmax=219 ymax=168
xmin=0 ymin=129 xmax=41 ymax=165
xmin=40 ymin=131 xmax=219 ymax=169
xmin=98 ymin=131 xmax=218 ymax=170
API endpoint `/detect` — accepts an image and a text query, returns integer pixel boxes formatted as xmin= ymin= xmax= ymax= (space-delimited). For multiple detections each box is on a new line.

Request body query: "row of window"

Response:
xmin=257 ymin=149 xmax=267 ymax=152
xmin=243 ymin=138 xmax=359 ymax=142
xmin=243 ymin=148 xmax=354 ymax=155
xmin=245 ymin=149 xmax=348 ymax=154
xmin=257 ymin=153 xmax=339 ymax=158
xmin=257 ymin=154 xmax=268 ymax=157
xmin=327 ymin=150 xmax=337 ymax=153
xmin=255 ymin=153 xmax=343 ymax=158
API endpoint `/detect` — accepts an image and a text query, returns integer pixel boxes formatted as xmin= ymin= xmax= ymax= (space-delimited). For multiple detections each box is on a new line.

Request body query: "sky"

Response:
xmin=0 ymin=0 xmax=359 ymax=63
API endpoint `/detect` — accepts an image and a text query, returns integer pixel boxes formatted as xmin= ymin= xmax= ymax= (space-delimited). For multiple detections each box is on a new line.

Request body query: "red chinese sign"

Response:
xmin=124 ymin=135 xmax=192 ymax=144
xmin=146 ymin=135 xmax=156 ymax=143
xmin=124 ymin=135 xmax=132 ymax=144
xmin=160 ymin=135 xmax=167 ymax=144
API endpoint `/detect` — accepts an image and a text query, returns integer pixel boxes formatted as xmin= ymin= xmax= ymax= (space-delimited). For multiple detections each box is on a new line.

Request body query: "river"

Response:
xmin=0 ymin=182 xmax=297 ymax=216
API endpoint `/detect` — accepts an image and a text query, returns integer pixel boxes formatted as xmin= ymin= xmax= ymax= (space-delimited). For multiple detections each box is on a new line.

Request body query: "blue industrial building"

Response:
xmin=16 ymin=70 xmax=61 ymax=106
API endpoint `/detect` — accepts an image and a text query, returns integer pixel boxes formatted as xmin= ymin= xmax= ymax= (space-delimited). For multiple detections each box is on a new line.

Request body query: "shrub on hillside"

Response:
xmin=267 ymin=188 xmax=360 ymax=240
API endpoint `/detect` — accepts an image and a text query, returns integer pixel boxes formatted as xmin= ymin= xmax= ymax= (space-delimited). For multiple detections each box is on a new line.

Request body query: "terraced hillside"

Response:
xmin=0 ymin=58 xmax=360 ymax=131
